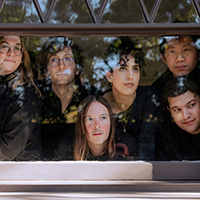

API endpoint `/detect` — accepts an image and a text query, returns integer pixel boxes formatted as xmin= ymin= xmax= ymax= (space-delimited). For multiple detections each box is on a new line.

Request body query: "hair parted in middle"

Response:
xmin=74 ymin=94 xmax=115 ymax=160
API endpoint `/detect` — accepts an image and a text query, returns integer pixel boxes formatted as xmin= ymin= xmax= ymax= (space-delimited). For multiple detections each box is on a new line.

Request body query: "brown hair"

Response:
xmin=74 ymin=95 xmax=115 ymax=160
xmin=0 ymin=36 xmax=38 ymax=91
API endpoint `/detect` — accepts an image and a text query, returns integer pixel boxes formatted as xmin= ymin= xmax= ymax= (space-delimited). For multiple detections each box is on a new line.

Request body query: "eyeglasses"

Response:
xmin=49 ymin=56 xmax=74 ymax=67
xmin=0 ymin=43 xmax=24 ymax=56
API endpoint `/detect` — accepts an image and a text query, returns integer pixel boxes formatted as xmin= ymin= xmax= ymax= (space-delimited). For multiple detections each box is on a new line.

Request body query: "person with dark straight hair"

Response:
xmin=155 ymin=77 xmax=200 ymax=161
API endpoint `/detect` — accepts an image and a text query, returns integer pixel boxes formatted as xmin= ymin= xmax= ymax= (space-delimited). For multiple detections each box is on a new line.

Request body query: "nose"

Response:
xmin=126 ymin=69 xmax=133 ymax=80
xmin=7 ymin=47 xmax=15 ymax=56
xmin=176 ymin=53 xmax=185 ymax=62
xmin=93 ymin=118 xmax=101 ymax=129
xmin=57 ymin=59 xmax=65 ymax=69
xmin=182 ymin=108 xmax=190 ymax=120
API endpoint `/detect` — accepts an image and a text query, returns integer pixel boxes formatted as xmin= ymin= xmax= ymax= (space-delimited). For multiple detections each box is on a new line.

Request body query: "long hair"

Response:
xmin=0 ymin=36 xmax=37 ymax=91
xmin=74 ymin=95 xmax=115 ymax=160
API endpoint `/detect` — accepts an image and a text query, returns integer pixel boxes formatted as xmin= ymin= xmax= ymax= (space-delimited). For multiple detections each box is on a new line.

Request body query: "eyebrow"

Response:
xmin=170 ymin=99 xmax=196 ymax=110
xmin=0 ymin=41 xmax=22 ymax=46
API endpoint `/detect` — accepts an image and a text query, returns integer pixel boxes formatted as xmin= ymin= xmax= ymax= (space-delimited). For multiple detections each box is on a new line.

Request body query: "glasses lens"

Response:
xmin=14 ymin=45 xmax=23 ymax=56
xmin=63 ymin=56 xmax=73 ymax=66
xmin=0 ymin=44 xmax=9 ymax=54
xmin=50 ymin=57 xmax=59 ymax=67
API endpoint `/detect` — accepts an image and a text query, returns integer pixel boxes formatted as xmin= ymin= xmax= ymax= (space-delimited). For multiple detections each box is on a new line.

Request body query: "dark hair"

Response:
xmin=159 ymin=35 xmax=199 ymax=56
xmin=74 ymin=95 xmax=115 ymax=160
xmin=163 ymin=76 xmax=200 ymax=108
xmin=37 ymin=37 xmax=84 ymax=77
xmin=104 ymin=36 xmax=145 ymax=72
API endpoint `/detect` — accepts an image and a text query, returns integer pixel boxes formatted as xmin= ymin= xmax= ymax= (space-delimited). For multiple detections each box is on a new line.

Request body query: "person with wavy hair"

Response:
xmin=103 ymin=37 xmax=163 ymax=161
xmin=74 ymin=95 xmax=115 ymax=160
xmin=0 ymin=36 xmax=41 ymax=161
xmin=36 ymin=37 xmax=101 ymax=160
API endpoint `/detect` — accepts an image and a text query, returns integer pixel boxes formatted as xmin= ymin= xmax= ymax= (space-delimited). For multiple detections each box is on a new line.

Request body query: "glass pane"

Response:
xmin=47 ymin=0 xmax=92 ymax=23
xmin=0 ymin=0 xmax=41 ymax=23
xmin=143 ymin=0 xmax=156 ymax=15
xmin=154 ymin=0 xmax=200 ymax=23
xmin=89 ymin=0 xmax=104 ymax=15
xmin=38 ymin=0 xmax=53 ymax=16
xmin=101 ymin=0 xmax=144 ymax=23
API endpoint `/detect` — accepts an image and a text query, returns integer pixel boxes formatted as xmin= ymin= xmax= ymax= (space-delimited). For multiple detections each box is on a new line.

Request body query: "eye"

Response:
xmin=173 ymin=108 xmax=181 ymax=112
xmin=170 ymin=50 xmax=175 ymax=53
xmin=0 ymin=44 xmax=9 ymax=49
xmin=184 ymin=48 xmax=190 ymax=52
xmin=101 ymin=115 xmax=107 ymax=120
xmin=50 ymin=58 xmax=58 ymax=62
xmin=133 ymin=67 xmax=139 ymax=72
xmin=119 ymin=66 xmax=126 ymax=71
xmin=63 ymin=56 xmax=72 ymax=61
xmin=14 ymin=46 xmax=21 ymax=51
xmin=85 ymin=117 xmax=93 ymax=123
xmin=189 ymin=103 xmax=196 ymax=108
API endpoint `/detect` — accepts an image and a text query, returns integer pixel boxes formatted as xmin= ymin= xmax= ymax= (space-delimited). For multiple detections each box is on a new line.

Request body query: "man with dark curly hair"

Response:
xmin=37 ymin=38 xmax=100 ymax=160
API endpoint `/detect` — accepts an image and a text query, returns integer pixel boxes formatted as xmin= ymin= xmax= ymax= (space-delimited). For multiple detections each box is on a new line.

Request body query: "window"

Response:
xmin=0 ymin=0 xmax=200 ymax=196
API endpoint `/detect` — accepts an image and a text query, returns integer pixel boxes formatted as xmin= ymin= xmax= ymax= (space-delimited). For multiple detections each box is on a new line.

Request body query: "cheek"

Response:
xmin=102 ymin=121 xmax=111 ymax=135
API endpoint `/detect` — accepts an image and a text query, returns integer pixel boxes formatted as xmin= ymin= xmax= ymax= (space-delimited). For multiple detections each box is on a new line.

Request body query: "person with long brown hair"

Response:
xmin=0 ymin=36 xmax=41 ymax=161
xmin=74 ymin=95 xmax=115 ymax=160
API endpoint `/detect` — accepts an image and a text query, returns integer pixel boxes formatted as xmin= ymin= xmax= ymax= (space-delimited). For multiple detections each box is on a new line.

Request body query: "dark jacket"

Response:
xmin=37 ymin=77 xmax=101 ymax=160
xmin=0 ymin=75 xmax=42 ymax=161
xmin=153 ymin=66 xmax=200 ymax=161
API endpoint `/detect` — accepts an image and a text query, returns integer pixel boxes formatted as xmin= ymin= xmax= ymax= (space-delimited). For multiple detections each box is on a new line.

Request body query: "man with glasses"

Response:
xmin=37 ymin=38 xmax=99 ymax=160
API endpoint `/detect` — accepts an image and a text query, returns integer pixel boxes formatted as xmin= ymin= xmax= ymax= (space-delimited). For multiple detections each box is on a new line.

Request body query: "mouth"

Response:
xmin=93 ymin=132 xmax=102 ymax=136
xmin=56 ymin=73 xmax=68 ymax=76
xmin=4 ymin=59 xmax=15 ymax=63
xmin=124 ymin=83 xmax=134 ymax=88
xmin=175 ymin=65 xmax=187 ymax=70
xmin=183 ymin=119 xmax=195 ymax=126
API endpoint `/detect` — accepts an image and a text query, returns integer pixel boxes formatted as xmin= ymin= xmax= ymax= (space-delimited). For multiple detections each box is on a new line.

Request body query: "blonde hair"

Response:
xmin=74 ymin=95 xmax=115 ymax=160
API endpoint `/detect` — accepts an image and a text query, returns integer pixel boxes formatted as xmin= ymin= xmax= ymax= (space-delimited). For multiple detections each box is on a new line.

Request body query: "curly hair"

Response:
xmin=36 ymin=37 xmax=84 ymax=78
xmin=104 ymin=36 xmax=145 ymax=72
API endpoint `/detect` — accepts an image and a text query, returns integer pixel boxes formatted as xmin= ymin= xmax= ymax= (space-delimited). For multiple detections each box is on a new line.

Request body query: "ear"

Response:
xmin=44 ymin=69 xmax=50 ymax=77
xmin=75 ymin=67 xmax=80 ymax=75
xmin=106 ymin=71 xmax=113 ymax=84
xmin=167 ymin=106 xmax=172 ymax=116
xmin=160 ymin=53 xmax=167 ymax=64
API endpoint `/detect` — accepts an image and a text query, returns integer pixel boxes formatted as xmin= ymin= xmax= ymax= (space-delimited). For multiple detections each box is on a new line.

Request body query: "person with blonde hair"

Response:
xmin=0 ymin=36 xmax=41 ymax=161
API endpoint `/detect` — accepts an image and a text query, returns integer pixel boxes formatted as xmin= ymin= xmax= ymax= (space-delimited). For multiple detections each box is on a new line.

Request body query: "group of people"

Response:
xmin=0 ymin=35 xmax=200 ymax=161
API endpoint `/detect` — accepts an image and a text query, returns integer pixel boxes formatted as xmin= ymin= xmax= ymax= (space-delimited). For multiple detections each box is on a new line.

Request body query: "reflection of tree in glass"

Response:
xmin=47 ymin=0 xmax=91 ymax=23
xmin=0 ymin=0 xmax=40 ymax=23
xmin=155 ymin=0 xmax=200 ymax=23
xmin=101 ymin=0 xmax=144 ymax=23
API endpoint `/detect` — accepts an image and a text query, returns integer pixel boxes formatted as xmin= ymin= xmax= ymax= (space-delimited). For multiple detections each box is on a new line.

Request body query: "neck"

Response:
xmin=109 ymin=87 xmax=136 ymax=114
xmin=52 ymin=82 xmax=75 ymax=113
xmin=89 ymin=142 xmax=106 ymax=156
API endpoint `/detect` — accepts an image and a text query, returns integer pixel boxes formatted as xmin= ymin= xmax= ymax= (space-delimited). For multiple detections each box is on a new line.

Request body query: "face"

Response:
xmin=169 ymin=90 xmax=200 ymax=135
xmin=85 ymin=101 xmax=111 ymax=146
xmin=162 ymin=37 xmax=199 ymax=77
xmin=106 ymin=54 xmax=140 ymax=96
xmin=0 ymin=36 xmax=22 ymax=75
xmin=47 ymin=47 xmax=79 ymax=86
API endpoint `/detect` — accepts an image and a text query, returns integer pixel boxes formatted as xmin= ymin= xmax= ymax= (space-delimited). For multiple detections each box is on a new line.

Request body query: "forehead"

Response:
xmin=1 ymin=36 xmax=21 ymax=44
xmin=166 ymin=36 xmax=196 ymax=49
xmin=120 ymin=54 xmax=136 ymax=63
xmin=54 ymin=47 xmax=73 ymax=57
xmin=169 ymin=90 xmax=197 ymax=108
xmin=86 ymin=101 xmax=109 ymax=116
